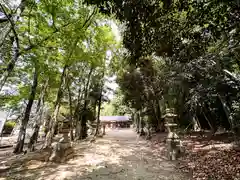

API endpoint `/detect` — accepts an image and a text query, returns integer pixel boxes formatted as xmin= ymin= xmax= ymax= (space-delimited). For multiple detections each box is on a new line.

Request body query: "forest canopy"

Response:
xmin=85 ymin=0 xmax=240 ymax=134
xmin=0 ymin=0 xmax=122 ymax=153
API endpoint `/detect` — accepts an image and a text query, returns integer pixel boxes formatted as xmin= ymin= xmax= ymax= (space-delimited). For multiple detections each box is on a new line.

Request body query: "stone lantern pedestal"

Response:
xmin=102 ymin=124 xmax=106 ymax=135
xmin=49 ymin=120 xmax=74 ymax=163
xmin=162 ymin=108 xmax=181 ymax=160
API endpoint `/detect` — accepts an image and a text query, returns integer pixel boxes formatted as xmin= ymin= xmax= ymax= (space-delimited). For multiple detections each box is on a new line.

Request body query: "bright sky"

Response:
xmin=104 ymin=75 xmax=118 ymax=100
xmin=6 ymin=0 xmax=20 ymax=7
xmin=110 ymin=21 xmax=121 ymax=42
xmin=104 ymin=21 xmax=121 ymax=100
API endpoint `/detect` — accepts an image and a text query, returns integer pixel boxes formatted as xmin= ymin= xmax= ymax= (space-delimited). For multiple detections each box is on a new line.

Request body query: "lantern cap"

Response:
xmin=165 ymin=123 xmax=178 ymax=127
xmin=162 ymin=113 xmax=177 ymax=118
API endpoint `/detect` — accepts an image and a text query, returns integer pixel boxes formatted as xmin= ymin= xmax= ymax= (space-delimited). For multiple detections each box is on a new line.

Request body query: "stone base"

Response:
xmin=49 ymin=141 xmax=74 ymax=163
xmin=166 ymin=138 xmax=184 ymax=160
xmin=139 ymin=129 xmax=145 ymax=136
xmin=96 ymin=134 xmax=103 ymax=138
xmin=0 ymin=165 xmax=10 ymax=173
xmin=145 ymin=134 xmax=152 ymax=140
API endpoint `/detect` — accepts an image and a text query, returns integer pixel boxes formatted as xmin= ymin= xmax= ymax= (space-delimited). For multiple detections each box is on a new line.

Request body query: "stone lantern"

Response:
xmin=49 ymin=120 xmax=74 ymax=163
xmin=102 ymin=123 xmax=106 ymax=135
xmin=162 ymin=108 xmax=181 ymax=160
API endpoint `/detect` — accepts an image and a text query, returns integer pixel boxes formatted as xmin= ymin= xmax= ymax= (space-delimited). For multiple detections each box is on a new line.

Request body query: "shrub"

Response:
xmin=2 ymin=120 xmax=16 ymax=134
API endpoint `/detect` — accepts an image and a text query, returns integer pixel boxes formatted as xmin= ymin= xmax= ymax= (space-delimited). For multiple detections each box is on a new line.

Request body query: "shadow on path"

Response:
xmin=0 ymin=129 xmax=190 ymax=180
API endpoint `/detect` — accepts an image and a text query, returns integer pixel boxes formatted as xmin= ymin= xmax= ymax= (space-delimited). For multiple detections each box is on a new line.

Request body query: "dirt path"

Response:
xmin=1 ymin=129 xmax=189 ymax=180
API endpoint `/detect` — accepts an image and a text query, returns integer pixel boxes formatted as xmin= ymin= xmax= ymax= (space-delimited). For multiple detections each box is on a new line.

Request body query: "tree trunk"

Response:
xmin=192 ymin=115 xmax=201 ymax=131
xmin=80 ymin=114 xmax=87 ymax=139
xmin=75 ymin=121 xmax=81 ymax=139
xmin=13 ymin=65 xmax=38 ymax=153
xmin=43 ymin=115 xmax=51 ymax=136
xmin=74 ymin=86 xmax=83 ymax=139
xmin=44 ymin=65 xmax=68 ymax=148
xmin=28 ymin=124 xmax=40 ymax=152
xmin=203 ymin=111 xmax=215 ymax=134
xmin=136 ymin=112 xmax=140 ymax=133
xmin=151 ymin=100 xmax=159 ymax=131
xmin=93 ymin=100 xmax=98 ymax=120
xmin=146 ymin=120 xmax=152 ymax=140
xmin=131 ymin=113 xmax=135 ymax=128
xmin=134 ymin=112 xmax=138 ymax=131
xmin=28 ymin=79 xmax=48 ymax=151
xmin=0 ymin=36 xmax=20 ymax=91
xmin=0 ymin=3 xmax=26 ymax=91
xmin=78 ymin=67 xmax=93 ymax=140
xmin=139 ymin=117 xmax=145 ymax=136
xmin=95 ymin=87 xmax=103 ymax=136
xmin=67 ymin=77 xmax=74 ymax=141
xmin=157 ymin=100 xmax=165 ymax=132
xmin=218 ymin=95 xmax=233 ymax=130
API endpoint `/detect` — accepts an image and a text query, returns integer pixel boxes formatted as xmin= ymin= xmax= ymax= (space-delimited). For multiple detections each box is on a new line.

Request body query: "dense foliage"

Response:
xmin=0 ymin=0 xmax=120 ymax=153
xmin=101 ymin=88 xmax=132 ymax=116
xmin=87 ymin=0 xmax=240 ymax=134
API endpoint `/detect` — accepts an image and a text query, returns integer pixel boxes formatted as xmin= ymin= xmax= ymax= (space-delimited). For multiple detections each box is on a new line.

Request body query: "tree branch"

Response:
xmin=20 ymin=22 xmax=72 ymax=54
xmin=21 ymin=7 xmax=97 ymax=54
xmin=27 ymin=3 xmax=34 ymax=45
xmin=0 ymin=3 xmax=20 ymax=92
xmin=0 ymin=3 xmax=20 ymax=52
xmin=81 ymin=7 xmax=97 ymax=29
xmin=0 ymin=24 xmax=11 ymax=48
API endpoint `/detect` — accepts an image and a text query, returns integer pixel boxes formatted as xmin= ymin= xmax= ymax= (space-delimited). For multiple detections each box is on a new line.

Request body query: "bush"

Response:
xmin=2 ymin=121 xmax=16 ymax=134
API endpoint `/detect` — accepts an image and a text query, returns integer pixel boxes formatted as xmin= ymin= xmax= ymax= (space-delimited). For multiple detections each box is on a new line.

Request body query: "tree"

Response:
xmin=88 ymin=0 xmax=240 ymax=134
xmin=0 ymin=0 xmax=121 ymax=153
